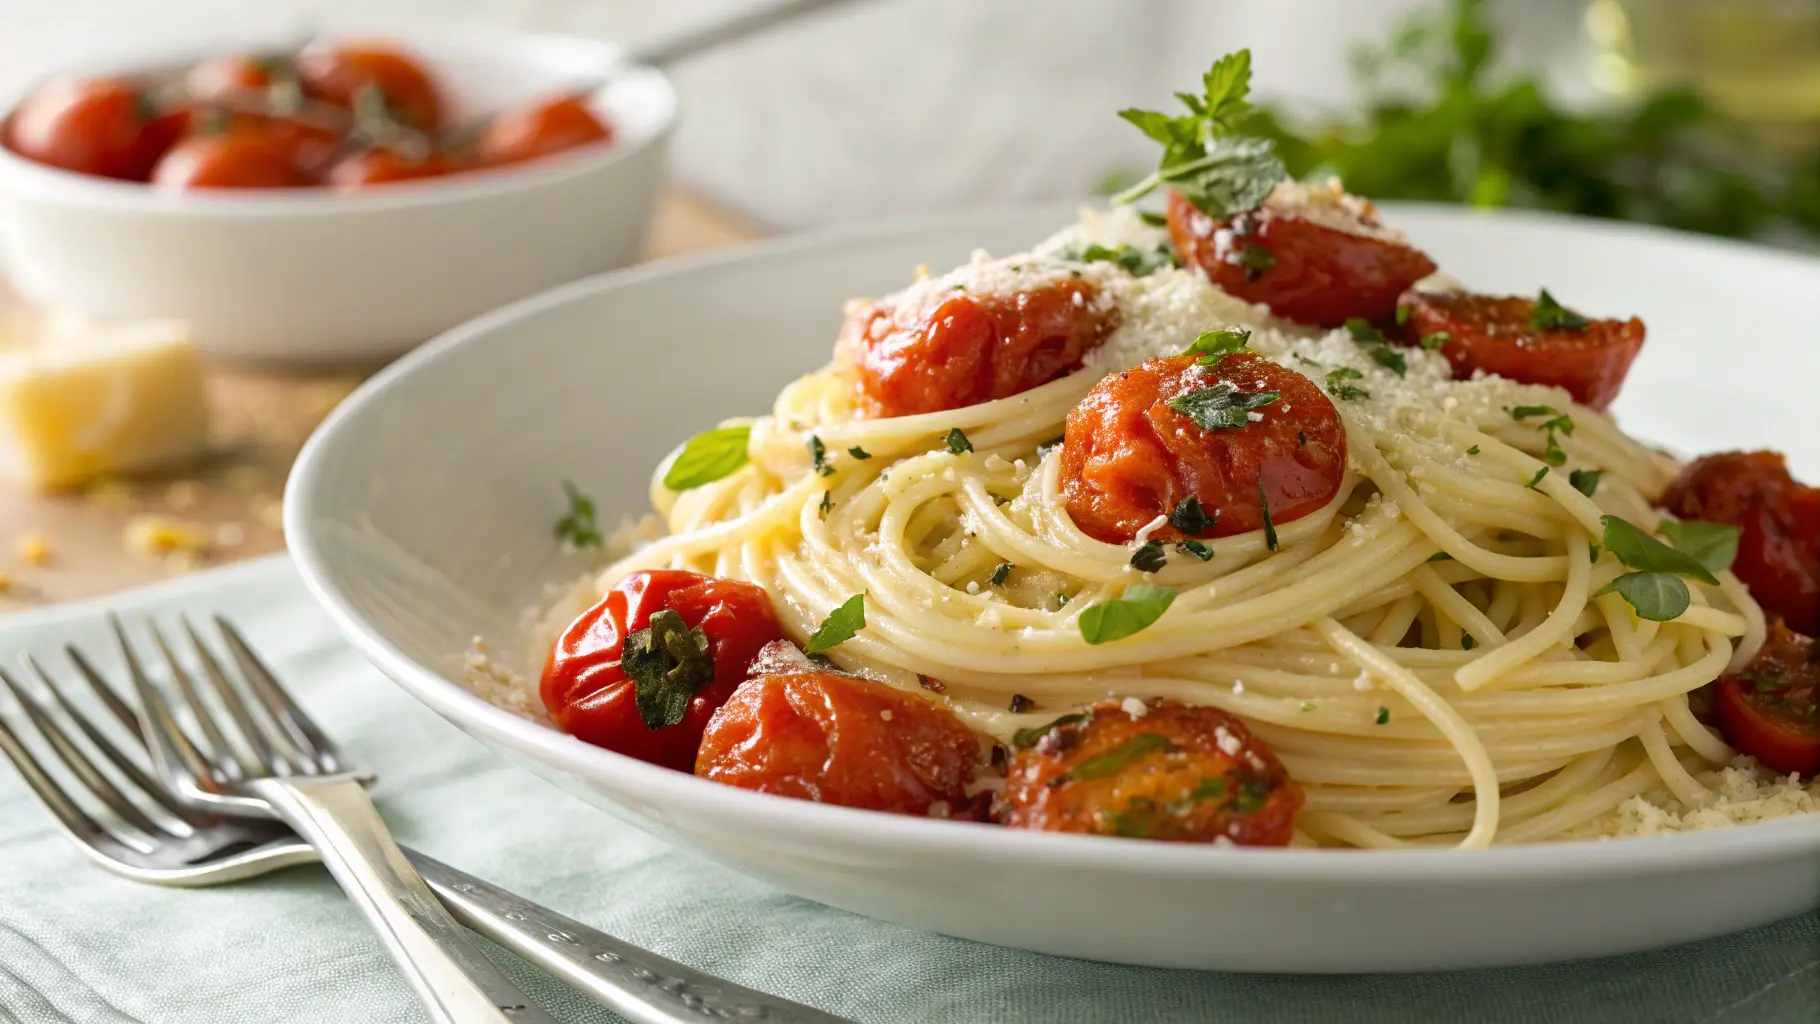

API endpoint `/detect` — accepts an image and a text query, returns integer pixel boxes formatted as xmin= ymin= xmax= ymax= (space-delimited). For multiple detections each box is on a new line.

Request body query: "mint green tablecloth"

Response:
xmin=2 ymin=557 xmax=1817 ymax=1023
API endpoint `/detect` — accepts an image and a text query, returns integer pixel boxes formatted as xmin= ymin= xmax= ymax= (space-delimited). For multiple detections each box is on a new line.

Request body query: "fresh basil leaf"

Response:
xmin=1169 ymin=495 xmax=1215 ymax=535
xmin=1166 ymin=381 xmax=1280 ymax=430
xmin=805 ymin=593 xmax=866 ymax=654
xmin=1067 ymin=733 xmax=1178 ymax=781
xmin=1176 ymin=538 xmax=1214 ymax=561
xmin=1659 ymin=519 xmax=1741 ymax=574
xmin=1079 ymin=584 xmax=1178 ymax=644
xmin=1530 ymin=288 xmax=1589 ymax=331
xmin=1599 ymin=515 xmax=1719 ymax=584
xmin=1569 ymin=468 xmax=1602 ymax=496
xmin=622 ymin=609 xmax=713 ymax=730
xmin=1598 ymin=571 xmax=1691 ymax=622
xmin=554 ymin=480 xmax=602 ymax=548
xmin=1138 ymin=210 xmax=1168 ymax=227
xmin=848 ymin=446 xmax=872 ymax=460
xmin=1130 ymin=541 xmax=1167 ymax=573
xmin=1182 ymin=328 xmax=1251 ymax=365
xmin=664 ymin=426 xmax=751 ymax=490
xmin=945 ymin=428 xmax=973 ymax=454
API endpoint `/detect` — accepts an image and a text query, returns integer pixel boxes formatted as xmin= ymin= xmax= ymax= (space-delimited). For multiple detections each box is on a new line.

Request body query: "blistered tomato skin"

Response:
xmin=840 ymin=278 xmax=1118 ymax=418
xmin=1662 ymin=452 xmax=1820 ymax=635
xmin=1061 ymin=351 xmax=1345 ymax=544
xmin=998 ymin=700 xmax=1302 ymax=845
xmin=1397 ymin=289 xmax=1646 ymax=411
xmin=1166 ymin=190 xmax=1436 ymax=327
xmin=1714 ymin=624 xmax=1820 ymax=775
xmin=541 ymin=570 xmax=784 ymax=772
xmin=696 ymin=654 xmax=987 ymax=817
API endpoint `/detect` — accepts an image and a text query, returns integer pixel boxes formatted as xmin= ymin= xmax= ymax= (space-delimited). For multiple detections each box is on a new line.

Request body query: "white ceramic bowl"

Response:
xmin=287 ymin=204 xmax=1820 ymax=972
xmin=0 ymin=31 xmax=675 ymax=363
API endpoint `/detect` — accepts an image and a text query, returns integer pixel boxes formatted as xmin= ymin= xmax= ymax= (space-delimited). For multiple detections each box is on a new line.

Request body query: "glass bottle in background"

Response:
xmin=1586 ymin=0 xmax=1820 ymax=152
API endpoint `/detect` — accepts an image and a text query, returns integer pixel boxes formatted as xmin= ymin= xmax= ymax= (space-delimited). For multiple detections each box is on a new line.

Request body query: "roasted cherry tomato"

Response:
xmin=696 ymin=644 xmax=988 ymax=817
xmin=296 ymin=41 xmax=443 ymax=131
xmin=997 ymin=699 xmax=1302 ymax=844
xmin=150 ymin=132 xmax=309 ymax=189
xmin=541 ymin=570 xmax=784 ymax=771
xmin=1166 ymin=187 xmax=1436 ymax=326
xmin=184 ymin=54 xmax=277 ymax=103
xmin=1662 ymin=451 xmax=1820 ymax=634
xmin=6 ymin=77 xmax=187 ymax=180
xmin=1715 ymin=624 xmax=1820 ymax=775
xmin=1396 ymin=289 xmax=1645 ymax=411
xmin=477 ymin=94 xmax=612 ymax=167
xmin=325 ymin=145 xmax=446 ymax=188
xmin=839 ymin=277 xmax=1118 ymax=417
xmin=1060 ymin=351 xmax=1345 ymax=544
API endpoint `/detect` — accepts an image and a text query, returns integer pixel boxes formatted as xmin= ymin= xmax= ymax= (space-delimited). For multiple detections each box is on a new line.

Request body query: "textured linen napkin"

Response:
xmin=2 ymin=557 xmax=1818 ymax=1024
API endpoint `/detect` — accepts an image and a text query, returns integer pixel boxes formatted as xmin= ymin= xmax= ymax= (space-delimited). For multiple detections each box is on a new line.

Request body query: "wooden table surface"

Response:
xmin=7 ymin=191 xmax=761 ymax=608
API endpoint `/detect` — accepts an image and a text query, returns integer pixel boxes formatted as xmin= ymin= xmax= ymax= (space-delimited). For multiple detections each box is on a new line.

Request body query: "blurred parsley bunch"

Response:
xmin=1245 ymin=0 xmax=1820 ymax=240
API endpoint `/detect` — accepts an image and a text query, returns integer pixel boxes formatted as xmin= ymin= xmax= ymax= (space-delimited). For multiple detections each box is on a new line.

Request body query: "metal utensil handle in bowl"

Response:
xmin=625 ymin=0 xmax=865 ymax=69
xmin=410 ymin=852 xmax=853 ymax=1024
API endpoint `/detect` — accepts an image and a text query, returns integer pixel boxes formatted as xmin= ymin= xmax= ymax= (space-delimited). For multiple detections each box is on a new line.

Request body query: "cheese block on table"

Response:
xmin=0 ymin=317 xmax=211 ymax=490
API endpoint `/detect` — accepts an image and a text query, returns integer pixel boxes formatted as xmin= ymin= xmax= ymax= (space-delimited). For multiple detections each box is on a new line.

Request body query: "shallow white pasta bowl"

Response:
xmin=0 ymin=30 xmax=675 ymax=363
xmin=287 ymin=203 xmax=1820 ymax=972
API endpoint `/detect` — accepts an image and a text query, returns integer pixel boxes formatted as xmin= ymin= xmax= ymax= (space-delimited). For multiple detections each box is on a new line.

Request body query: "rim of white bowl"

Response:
xmin=0 ymin=27 xmax=678 ymax=216
xmin=286 ymin=201 xmax=1820 ymax=881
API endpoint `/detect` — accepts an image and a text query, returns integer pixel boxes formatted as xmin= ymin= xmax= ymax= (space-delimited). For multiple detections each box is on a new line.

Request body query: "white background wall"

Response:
xmin=0 ymin=0 xmax=1587 ymax=229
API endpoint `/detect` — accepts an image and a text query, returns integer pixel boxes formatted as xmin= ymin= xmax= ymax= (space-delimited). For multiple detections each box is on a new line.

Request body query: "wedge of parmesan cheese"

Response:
xmin=0 ymin=317 xmax=211 ymax=490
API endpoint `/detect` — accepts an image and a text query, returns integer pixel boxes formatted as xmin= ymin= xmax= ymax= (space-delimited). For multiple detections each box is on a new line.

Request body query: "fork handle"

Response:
xmin=405 ymin=850 xmax=855 ymax=1024
xmin=252 ymin=777 xmax=557 ymax=1024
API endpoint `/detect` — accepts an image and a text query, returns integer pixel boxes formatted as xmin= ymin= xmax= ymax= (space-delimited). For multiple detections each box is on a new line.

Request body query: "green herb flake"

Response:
xmin=621 ymin=609 xmax=713 ymax=730
xmin=1420 ymin=331 xmax=1451 ymax=350
xmin=1169 ymin=495 xmax=1215 ymax=536
xmin=1589 ymin=543 xmax=1602 ymax=563
xmin=1299 ymin=700 xmax=1317 ymax=712
xmin=1166 ymin=381 xmax=1281 ymax=431
xmin=818 ymin=490 xmax=833 ymax=520
xmin=989 ymin=562 xmax=1012 ymax=586
xmin=1068 ymin=733 xmax=1178 ymax=781
xmin=1659 ymin=519 xmax=1741 ymax=574
xmin=1531 ymin=289 xmax=1590 ymax=332
xmin=1182 ymin=327 xmax=1252 ymax=366
xmin=1462 ymin=634 xmax=1477 ymax=651
xmin=1511 ymin=406 xmax=1574 ymax=466
xmin=945 ymin=428 xmax=973 ymax=454
xmin=1176 ymin=538 xmax=1214 ymax=561
xmin=848 ymin=446 xmax=872 ymax=460
xmin=1427 ymin=551 xmax=1454 ymax=562
xmin=1569 ymin=468 xmax=1602 ymax=497
xmin=1079 ymin=584 xmax=1178 ymax=645
xmin=1466 ymin=445 xmax=1481 ymax=456
xmin=1061 ymin=242 xmax=1178 ymax=277
xmin=553 ymin=480 xmax=603 ymax=548
xmin=664 ymin=425 xmax=752 ymax=491
xmin=1130 ymin=541 xmax=1167 ymax=573
xmin=1167 ymin=776 xmax=1229 ymax=815
xmin=1395 ymin=303 xmax=1412 ymax=326
xmin=1345 ymin=317 xmax=1407 ymax=377
xmin=1375 ymin=706 xmax=1390 ymax=725
xmin=1525 ymin=466 xmax=1549 ymax=490
xmin=1258 ymin=479 xmax=1278 ymax=551
xmin=1325 ymin=367 xmax=1370 ymax=401
xmin=1138 ymin=210 xmax=1168 ymax=227
xmin=1236 ymin=243 xmax=1276 ymax=281
xmin=808 ymin=435 xmax=834 ymax=477
xmin=1011 ymin=712 xmax=1090 ymax=749
xmin=805 ymin=593 xmax=866 ymax=655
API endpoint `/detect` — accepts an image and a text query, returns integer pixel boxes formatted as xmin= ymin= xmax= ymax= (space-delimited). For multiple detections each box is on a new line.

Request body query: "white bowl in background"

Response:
xmin=286 ymin=203 xmax=1820 ymax=972
xmin=0 ymin=31 xmax=676 ymax=363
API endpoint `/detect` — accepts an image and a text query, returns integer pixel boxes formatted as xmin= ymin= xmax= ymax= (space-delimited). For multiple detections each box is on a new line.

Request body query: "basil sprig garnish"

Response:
xmin=1166 ymin=381 xmax=1280 ymax=431
xmin=1595 ymin=515 xmax=1738 ymax=621
xmin=1079 ymin=584 xmax=1177 ymax=645
xmin=805 ymin=593 xmax=866 ymax=655
xmin=664 ymin=426 xmax=751 ymax=490
xmin=622 ymin=609 xmax=713 ymax=729
xmin=1111 ymin=49 xmax=1286 ymax=218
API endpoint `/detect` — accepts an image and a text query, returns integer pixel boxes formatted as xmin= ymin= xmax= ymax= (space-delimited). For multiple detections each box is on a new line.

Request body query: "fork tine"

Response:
xmin=116 ymin=620 xmax=224 ymax=793
xmin=0 ymin=668 xmax=170 ymax=839
xmin=143 ymin=620 xmax=246 ymax=780
xmin=65 ymin=644 xmax=139 ymax=735
xmin=23 ymin=655 xmax=204 ymax=826
xmin=0 ymin=710 xmax=115 ymax=849
xmin=181 ymin=617 xmax=298 ymax=775
xmin=215 ymin=616 xmax=339 ymax=773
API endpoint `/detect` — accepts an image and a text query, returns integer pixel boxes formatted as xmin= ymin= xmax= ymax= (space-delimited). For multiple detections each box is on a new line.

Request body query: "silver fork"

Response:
xmin=0 ymin=616 xmax=851 ymax=1024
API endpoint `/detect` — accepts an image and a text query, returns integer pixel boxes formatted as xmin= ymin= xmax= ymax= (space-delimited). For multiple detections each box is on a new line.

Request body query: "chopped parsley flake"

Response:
xmin=1166 ymin=380 xmax=1281 ymax=431
xmin=945 ymin=428 xmax=973 ymax=454
xmin=1176 ymin=538 xmax=1214 ymax=561
xmin=1375 ymin=706 xmax=1390 ymax=725
xmin=1061 ymin=241 xmax=1177 ymax=277
xmin=553 ymin=480 xmax=603 ymax=548
xmin=848 ymin=446 xmax=872 ymax=460
xmin=1236 ymin=243 xmax=1276 ymax=281
xmin=1530 ymin=289 xmax=1590 ymax=332
xmin=1182 ymin=327 xmax=1251 ymax=366
xmin=808 ymin=435 xmax=834 ymax=476
xmin=1525 ymin=466 xmax=1549 ymax=489
xmin=818 ymin=490 xmax=833 ymax=520
xmin=989 ymin=561 xmax=1012 ymax=586
xmin=1344 ymin=317 xmax=1406 ymax=377
xmin=1511 ymin=405 xmax=1574 ymax=466
xmin=1067 ymin=733 xmax=1178 ymax=781
xmin=1324 ymin=366 xmax=1369 ymax=401
xmin=1169 ymin=496 xmax=1215 ymax=536
xmin=1130 ymin=541 xmax=1167 ymax=573
xmin=1420 ymin=331 xmax=1450 ymax=350
xmin=1258 ymin=479 xmax=1278 ymax=551
xmin=1569 ymin=468 xmax=1602 ymax=497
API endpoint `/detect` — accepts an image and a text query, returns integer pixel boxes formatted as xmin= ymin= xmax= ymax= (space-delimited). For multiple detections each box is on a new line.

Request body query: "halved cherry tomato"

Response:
xmin=696 ymin=645 xmax=987 ymax=817
xmin=6 ymin=77 xmax=187 ymax=180
xmin=998 ymin=699 xmax=1302 ymax=845
xmin=1662 ymin=451 xmax=1820 ymax=634
xmin=325 ymin=145 xmax=446 ymax=188
xmin=296 ymin=41 xmax=442 ymax=131
xmin=541 ymin=570 xmax=784 ymax=771
xmin=839 ymin=278 xmax=1118 ymax=417
xmin=184 ymin=55 xmax=276 ymax=103
xmin=1166 ymin=188 xmax=1436 ymax=326
xmin=150 ymin=132 xmax=309 ymax=189
xmin=477 ymin=94 xmax=612 ymax=167
xmin=1061 ymin=351 xmax=1345 ymax=544
xmin=1397 ymin=289 xmax=1646 ymax=411
xmin=1715 ymin=623 xmax=1820 ymax=775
